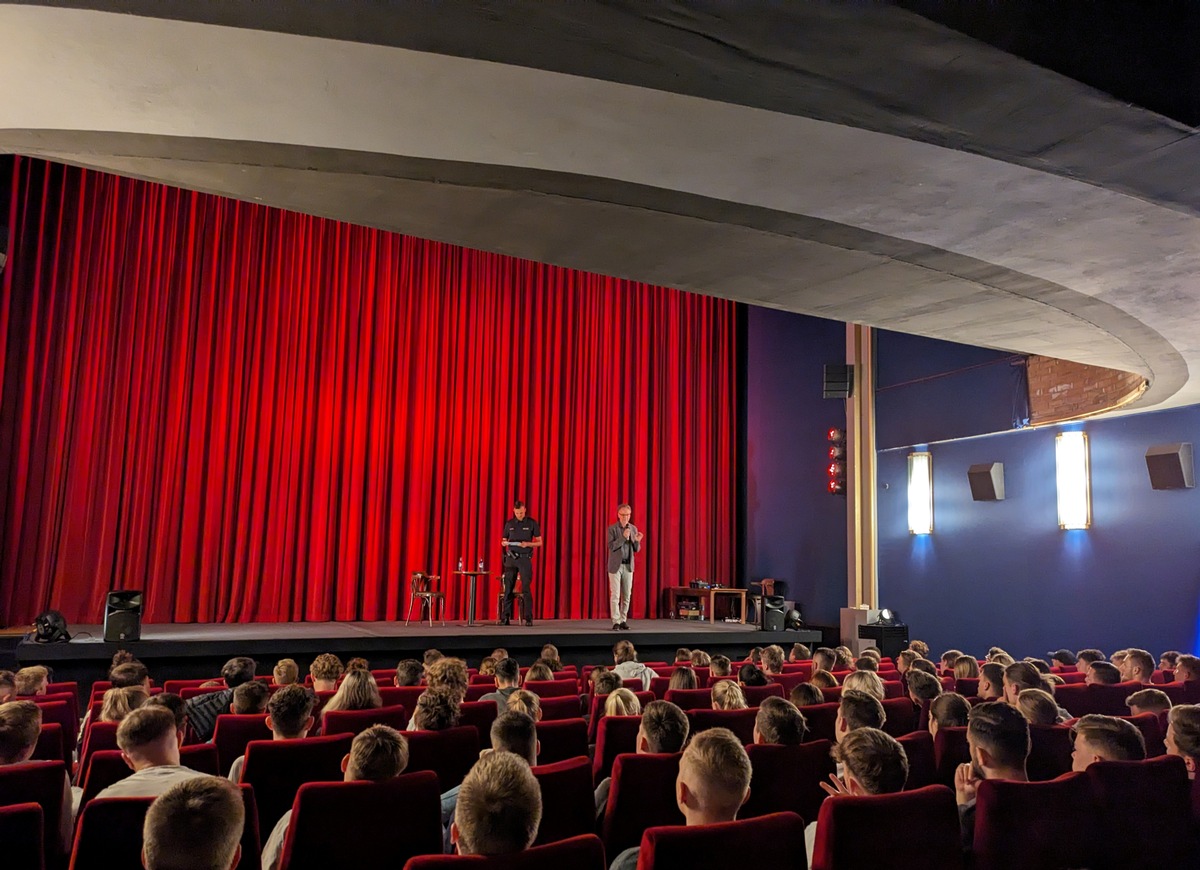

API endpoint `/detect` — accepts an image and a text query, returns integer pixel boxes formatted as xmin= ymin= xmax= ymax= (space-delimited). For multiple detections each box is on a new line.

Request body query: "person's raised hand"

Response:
xmin=819 ymin=773 xmax=853 ymax=797
xmin=954 ymin=762 xmax=979 ymax=806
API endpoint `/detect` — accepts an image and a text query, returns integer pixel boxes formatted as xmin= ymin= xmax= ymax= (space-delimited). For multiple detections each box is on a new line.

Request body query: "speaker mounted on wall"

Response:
xmin=967 ymin=462 xmax=1005 ymax=501
xmin=1145 ymin=443 xmax=1194 ymax=490
xmin=823 ymin=364 xmax=854 ymax=399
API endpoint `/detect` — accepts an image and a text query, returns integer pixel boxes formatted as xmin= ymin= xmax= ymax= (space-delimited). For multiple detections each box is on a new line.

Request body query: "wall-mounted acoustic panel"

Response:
xmin=1145 ymin=443 xmax=1194 ymax=490
xmin=967 ymin=462 xmax=1005 ymax=501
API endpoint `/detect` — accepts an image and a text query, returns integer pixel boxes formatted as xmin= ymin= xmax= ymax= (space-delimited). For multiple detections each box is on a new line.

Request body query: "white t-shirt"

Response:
xmin=261 ymin=809 xmax=292 ymax=870
xmin=95 ymin=765 xmax=207 ymax=799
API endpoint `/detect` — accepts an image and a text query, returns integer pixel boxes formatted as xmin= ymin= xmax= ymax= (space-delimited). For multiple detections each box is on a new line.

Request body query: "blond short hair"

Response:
xmin=1168 ymin=705 xmax=1200 ymax=760
xmin=831 ymin=727 xmax=909 ymax=795
xmin=760 ymin=645 xmax=785 ymax=673
xmin=272 ymin=659 xmax=299 ymax=686
xmin=1073 ymin=714 xmax=1145 ymax=761
xmin=954 ymin=656 xmax=980 ymax=679
xmin=117 ymin=706 xmax=178 ymax=753
xmin=454 ymin=752 xmax=541 ymax=855
xmin=711 ymin=680 xmax=747 ymax=711
xmin=605 ymin=688 xmax=642 ymax=717
xmin=809 ymin=670 xmax=838 ymax=689
xmin=1125 ymin=688 xmax=1171 ymax=715
xmin=506 ymin=690 xmax=541 ymax=719
xmin=142 ymin=776 xmax=244 ymax=870
xmin=100 ymin=685 xmax=149 ymax=722
xmin=14 ymin=666 xmax=48 ymax=696
xmin=843 ymin=670 xmax=885 ymax=701
xmin=1016 ymin=689 xmax=1060 ymax=726
xmin=679 ymin=728 xmax=751 ymax=815
xmin=347 ymin=725 xmax=409 ymax=781
xmin=0 ymin=701 xmax=41 ymax=763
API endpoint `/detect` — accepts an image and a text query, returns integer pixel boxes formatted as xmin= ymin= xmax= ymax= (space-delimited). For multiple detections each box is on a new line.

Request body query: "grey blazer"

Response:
xmin=606 ymin=522 xmax=641 ymax=574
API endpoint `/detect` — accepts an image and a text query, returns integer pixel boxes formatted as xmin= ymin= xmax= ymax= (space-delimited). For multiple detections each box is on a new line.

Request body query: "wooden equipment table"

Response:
xmin=663 ymin=586 xmax=746 ymax=623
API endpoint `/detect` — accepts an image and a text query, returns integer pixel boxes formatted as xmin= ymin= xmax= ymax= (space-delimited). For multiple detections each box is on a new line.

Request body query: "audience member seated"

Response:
xmin=712 ymin=681 xmax=747 ymax=711
xmin=895 ymin=650 xmax=918 ymax=677
xmin=605 ymin=688 xmax=642 ymax=717
xmin=836 ymin=690 xmax=886 ymax=744
xmin=1075 ymin=649 xmax=1106 ymax=673
xmin=1070 ymin=714 xmax=1146 ymax=770
xmin=668 ymin=667 xmax=698 ymax=691
xmin=609 ymin=727 xmax=752 ymax=870
xmin=910 ymin=658 xmax=938 ymax=677
xmin=506 ymin=690 xmax=542 ymax=721
xmin=844 ymin=670 xmax=885 ymax=701
xmin=15 ymin=666 xmax=49 ymax=696
xmin=690 ymin=650 xmax=711 ymax=668
xmin=1025 ymin=658 xmax=1052 ymax=675
xmin=412 ymin=687 xmax=461 ymax=731
xmin=1120 ymin=648 xmax=1155 ymax=684
xmin=272 ymin=659 xmax=299 ymax=687
xmin=1002 ymin=662 xmax=1042 ymax=705
xmin=954 ymin=701 xmax=1029 ymax=850
xmin=526 ymin=662 xmax=555 ymax=683
xmin=833 ymin=648 xmax=854 ymax=671
xmin=760 ymin=645 xmax=785 ymax=678
xmin=1165 ymin=704 xmax=1200 ymax=778
xmin=809 ymin=670 xmax=838 ymax=689
xmin=853 ymin=657 xmax=878 ymax=673
xmin=790 ymin=683 xmax=825 ymax=708
xmin=591 ymin=669 xmax=622 ymax=696
xmin=1126 ymin=688 xmax=1172 ymax=717
xmin=309 ymin=653 xmax=344 ymax=692
xmin=908 ymin=640 xmax=930 ymax=659
xmin=977 ymin=663 xmax=1004 ymax=700
xmin=709 ymin=656 xmax=732 ymax=678
xmin=789 ymin=643 xmax=812 ymax=663
xmin=426 ymin=658 xmax=469 ymax=705
xmin=110 ymin=660 xmax=152 ymax=690
xmin=0 ymin=670 xmax=14 ymax=703
xmin=144 ymin=693 xmax=188 ymax=740
xmin=100 ymin=685 xmax=150 ymax=722
xmin=227 ymin=684 xmax=316 ymax=781
xmin=480 ymin=658 xmax=521 ymax=709
xmin=754 ymin=697 xmax=805 ymax=745
xmin=490 ymin=648 xmax=507 ymax=663
xmin=97 ymin=706 xmax=207 ymax=798
xmin=0 ymin=700 xmax=73 ymax=852
xmin=231 ymin=681 xmax=270 ymax=715
xmin=1016 ymin=688 xmax=1061 ymax=726
xmin=185 ymin=657 xmax=258 ymax=743
xmin=261 ymin=724 xmax=408 ymax=870
xmin=675 ymin=648 xmax=692 ymax=664
xmin=395 ymin=659 xmax=424 ymax=687
xmin=928 ymin=693 xmax=970 ymax=737
xmin=987 ymin=647 xmax=1013 ymax=665
xmin=490 ymin=712 xmax=539 ymax=765
xmin=954 ymin=656 xmax=979 ymax=679
xmin=594 ymin=700 xmax=689 ymax=815
xmin=320 ymin=669 xmax=382 ymax=727
xmin=540 ymin=645 xmax=564 ymax=671
xmin=861 ymin=648 xmax=882 ymax=664
xmin=1159 ymin=651 xmax=1181 ymax=673
xmin=451 ymin=751 xmax=542 ymax=857
xmin=939 ymin=650 xmax=964 ymax=674
xmin=423 ymin=650 xmax=445 ymax=679
xmin=804 ymin=727 xmax=909 ymax=864
xmin=1086 ymin=661 xmax=1123 ymax=685
xmin=478 ymin=658 xmax=497 ymax=678
xmin=812 ymin=648 xmax=836 ymax=673
xmin=1176 ymin=655 xmax=1200 ymax=683
xmin=347 ymin=655 xmax=369 ymax=670
xmin=142 ymin=776 xmax=245 ymax=870
xmin=738 ymin=664 xmax=769 ymax=687
xmin=612 ymin=641 xmax=658 ymax=691
xmin=1049 ymin=649 xmax=1077 ymax=670
xmin=906 ymin=670 xmax=942 ymax=708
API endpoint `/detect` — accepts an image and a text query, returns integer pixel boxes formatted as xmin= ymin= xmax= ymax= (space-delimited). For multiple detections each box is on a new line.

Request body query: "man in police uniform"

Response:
xmin=500 ymin=500 xmax=542 ymax=626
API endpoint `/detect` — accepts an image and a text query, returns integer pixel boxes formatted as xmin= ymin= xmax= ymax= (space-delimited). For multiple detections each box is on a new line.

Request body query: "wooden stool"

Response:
xmin=405 ymin=572 xmax=445 ymax=626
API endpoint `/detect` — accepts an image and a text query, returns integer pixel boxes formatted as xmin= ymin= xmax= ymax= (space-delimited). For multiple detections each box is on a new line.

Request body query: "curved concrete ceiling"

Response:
xmin=1 ymin=2 xmax=1197 ymax=412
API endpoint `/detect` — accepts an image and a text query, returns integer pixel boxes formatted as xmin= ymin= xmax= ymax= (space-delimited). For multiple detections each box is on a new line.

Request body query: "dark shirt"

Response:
xmin=502 ymin=516 xmax=541 ymax=564
xmin=185 ymin=687 xmax=234 ymax=742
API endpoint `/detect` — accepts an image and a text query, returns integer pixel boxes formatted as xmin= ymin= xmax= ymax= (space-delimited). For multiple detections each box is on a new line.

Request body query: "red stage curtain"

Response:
xmin=0 ymin=158 xmax=739 ymax=625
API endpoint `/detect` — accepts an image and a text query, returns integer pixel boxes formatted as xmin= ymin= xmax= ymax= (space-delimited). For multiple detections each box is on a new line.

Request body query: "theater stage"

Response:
xmin=15 ymin=619 xmax=831 ymax=684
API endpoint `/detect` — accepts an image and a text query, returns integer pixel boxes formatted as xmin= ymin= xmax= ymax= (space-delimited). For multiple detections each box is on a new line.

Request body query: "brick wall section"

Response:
xmin=1026 ymin=356 xmax=1147 ymax=424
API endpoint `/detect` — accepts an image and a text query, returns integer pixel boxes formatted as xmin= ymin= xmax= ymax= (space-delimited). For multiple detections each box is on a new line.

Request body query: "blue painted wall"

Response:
xmin=877 ymin=406 xmax=1200 ymax=658
xmin=743 ymin=307 xmax=847 ymax=625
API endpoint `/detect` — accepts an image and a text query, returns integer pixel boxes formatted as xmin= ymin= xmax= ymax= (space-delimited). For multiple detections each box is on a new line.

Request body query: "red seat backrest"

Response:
xmin=162 ymin=679 xmax=217 ymax=695
xmin=1086 ymin=756 xmax=1197 ymax=866
xmin=321 ymin=704 xmax=410 ymax=738
xmin=534 ymin=719 xmax=588 ymax=767
xmin=179 ymin=743 xmax=221 ymax=777
xmin=213 ymin=714 xmax=273 ymax=775
xmin=80 ymin=744 xmax=221 ymax=805
xmin=663 ymin=688 xmax=713 ymax=711
xmin=522 ymin=679 xmax=577 ymax=699
xmin=77 ymin=721 xmax=120 ymax=783
xmin=1056 ymin=682 xmax=1142 ymax=718
xmin=1027 ymin=725 xmax=1074 ymax=781
xmin=955 ymin=677 xmax=980 ymax=696
xmin=463 ymin=684 xmax=492 ymax=702
xmin=457 ymin=701 xmax=498 ymax=745
xmin=538 ymin=696 xmax=583 ymax=722
xmin=882 ymin=680 xmax=905 ymax=699
xmin=881 ymin=697 xmax=918 ymax=737
xmin=530 ymin=757 xmax=594 ymax=847
xmin=649 ymin=676 xmax=672 ymax=699
xmin=401 ymin=833 xmax=605 ymax=870
xmin=0 ymin=761 xmax=68 ymax=869
xmin=592 ymin=716 xmax=642 ymax=785
xmin=37 ymin=702 xmax=76 ymax=755
xmin=686 ymin=708 xmax=758 ymax=745
xmin=640 ymin=811 xmax=806 ymax=868
xmin=933 ymin=726 xmax=970 ymax=788
xmin=404 ymin=726 xmax=480 ymax=791
xmin=1120 ymin=712 xmax=1166 ymax=757
xmin=469 ymin=674 xmax=496 ymax=685
xmin=45 ymin=682 xmax=79 ymax=711
xmin=180 ymin=685 xmax=227 ymax=701
xmin=369 ymin=669 xmax=397 ymax=685
xmin=812 ymin=785 xmax=963 ymax=870
xmin=742 ymin=684 xmax=784 ymax=706
xmin=972 ymin=773 xmax=1095 ymax=870
xmin=0 ymin=802 xmax=43 ymax=870
xmin=31 ymin=724 xmax=68 ymax=771
xmin=378 ymin=686 xmax=416 ymax=707
xmin=241 ymin=733 xmax=353 ymax=834
xmin=896 ymin=730 xmax=937 ymax=790
xmin=744 ymin=741 xmax=834 ymax=823
xmin=800 ymin=702 xmax=840 ymax=744
xmin=1058 ymin=671 xmax=1087 ymax=684
xmin=600 ymin=752 xmax=684 ymax=856
xmin=820 ymin=686 xmax=843 ymax=703
xmin=586 ymin=692 xmax=652 ymax=741
xmin=280 ymin=772 xmax=442 ymax=870
xmin=620 ymin=679 xmax=643 ymax=691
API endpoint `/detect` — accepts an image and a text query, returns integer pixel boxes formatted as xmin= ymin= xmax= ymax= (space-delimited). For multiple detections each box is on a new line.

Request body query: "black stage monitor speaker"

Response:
xmin=104 ymin=590 xmax=143 ymax=642
xmin=761 ymin=595 xmax=786 ymax=632
xmin=967 ymin=463 xmax=1005 ymax=501
xmin=823 ymin=364 xmax=854 ymax=399
xmin=1145 ymin=443 xmax=1194 ymax=490
xmin=34 ymin=610 xmax=71 ymax=643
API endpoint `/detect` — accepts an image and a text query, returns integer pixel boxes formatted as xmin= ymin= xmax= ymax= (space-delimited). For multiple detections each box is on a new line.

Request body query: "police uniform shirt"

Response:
xmin=502 ymin=516 xmax=541 ymax=564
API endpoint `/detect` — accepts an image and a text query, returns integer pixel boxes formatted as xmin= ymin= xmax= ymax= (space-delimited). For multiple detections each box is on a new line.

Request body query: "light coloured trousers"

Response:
xmin=608 ymin=564 xmax=633 ymax=624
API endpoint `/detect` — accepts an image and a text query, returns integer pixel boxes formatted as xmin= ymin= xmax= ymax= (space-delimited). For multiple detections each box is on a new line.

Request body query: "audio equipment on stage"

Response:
xmin=104 ymin=590 xmax=144 ymax=642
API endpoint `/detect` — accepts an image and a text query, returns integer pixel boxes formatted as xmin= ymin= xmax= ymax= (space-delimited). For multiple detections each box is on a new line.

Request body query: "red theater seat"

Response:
xmin=31 ymin=724 xmax=69 ymax=771
xmin=534 ymin=718 xmax=588 ymax=766
xmin=587 ymin=692 xmax=653 ymax=742
xmin=955 ymin=677 xmax=979 ymax=696
xmin=457 ymin=701 xmax=499 ymax=745
xmin=592 ymin=715 xmax=642 ymax=785
xmin=0 ymin=761 xmax=69 ymax=870
xmin=638 ymin=811 xmax=807 ymax=869
xmin=279 ymin=772 xmax=442 ymax=870
xmin=800 ymin=703 xmax=839 ymax=744
xmin=742 ymin=684 xmax=784 ymax=705
xmin=0 ymin=802 xmax=44 ymax=870
xmin=404 ymin=726 xmax=480 ymax=790
xmin=933 ymin=726 xmax=970 ymax=787
xmin=1086 ymin=755 xmax=1197 ymax=865
xmin=971 ymin=773 xmax=1095 ymax=870
xmin=743 ymin=740 xmax=834 ymax=824
xmin=213 ymin=713 xmax=272 ymax=774
xmin=464 ymin=684 xmax=493 ymax=702
xmin=663 ymin=688 xmax=713 ymax=711
xmin=240 ymin=733 xmax=353 ymax=834
xmin=80 ymin=745 xmax=220 ymax=804
xmin=385 ymin=685 xmax=428 ymax=713
xmin=686 ymin=708 xmax=757 ymax=745
xmin=881 ymin=697 xmax=918 ymax=737
xmin=530 ymin=757 xmax=594 ymax=846
xmin=76 ymin=722 xmax=119 ymax=785
xmin=819 ymin=686 xmax=843 ymax=703
xmin=600 ymin=753 xmax=684 ymax=856
xmin=31 ymin=701 xmax=77 ymax=758
xmin=897 ymin=730 xmax=937 ymax=790
xmin=322 ymin=703 xmax=410 ymax=738
xmin=649 ymin=676 xmax=672 ymax=699
xmin=402 ymin=833 xmax=605 ymax=870
xmin=1120 ymin=712 xmax=1166 ymax=757
xmin=522 ymin=679 xmax=578 ymax=698
xmin=1027 ymin=724 xmax=1074 ymax=781
xmin=811 ymin=785 xmax=962 ymax=870
xmin=538 ymin=696 xmax=584 ymax=721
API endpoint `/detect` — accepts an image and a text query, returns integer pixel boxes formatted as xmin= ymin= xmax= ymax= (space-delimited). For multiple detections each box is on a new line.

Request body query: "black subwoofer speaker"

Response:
xmin=1145 ymin=443 xmax=1194 ymax=490
xmin=104 ymin=590 xmax=143 ymax=642
xmin=761 ymin=595 xmax=786 ymax=631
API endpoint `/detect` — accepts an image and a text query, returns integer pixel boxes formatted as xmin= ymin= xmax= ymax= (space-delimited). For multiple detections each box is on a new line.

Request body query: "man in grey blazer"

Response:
xmin=606 ymin=503 xmax=644 ymax=629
